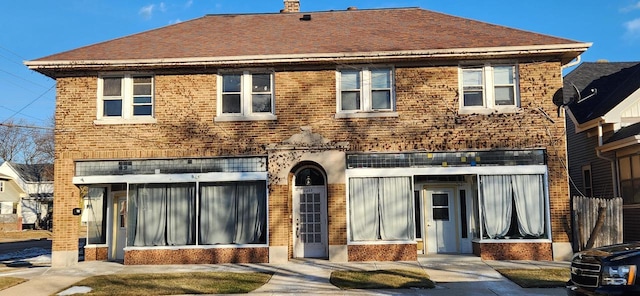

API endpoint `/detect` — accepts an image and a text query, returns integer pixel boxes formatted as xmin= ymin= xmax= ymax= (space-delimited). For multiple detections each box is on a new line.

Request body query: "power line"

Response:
xmin=0 ymin=106 xmax=46 ymax=122
xmin=0 ymin=68 xmax=50 ymax=89
xmin=0 ymin=122 xmax=53 ymax=131
xmin=1 ymin=84 xmax=55 ymax=124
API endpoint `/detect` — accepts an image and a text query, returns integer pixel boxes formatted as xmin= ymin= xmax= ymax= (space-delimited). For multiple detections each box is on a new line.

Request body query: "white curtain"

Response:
xmin=133 ymin=185 xmax=167 ymax=246
xmin=199 ymin=182 xmax=266 ymax=244
xmin=166 ymin=184 xmax=195 ymax=245
xmin=235 ymin=182 xmax=266 ymax=243
xmin=379 ymin=177 xmax=413 ymax=240
xmin=349 ymin=177 xmax=413 ymax=241
xmin=200 ymin=183 xmax=237 ymax=244
xmin=511 ymin=175 xmax=545 ymax=237
xmin=349 ymin=178 xmax=379 ymax=241
xmin=480 ymin=175 xmax=512 ymax=239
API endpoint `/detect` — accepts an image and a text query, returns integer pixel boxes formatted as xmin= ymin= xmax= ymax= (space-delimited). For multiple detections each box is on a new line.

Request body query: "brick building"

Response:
xmin=27 ymin=1 xmax=590 ymax=267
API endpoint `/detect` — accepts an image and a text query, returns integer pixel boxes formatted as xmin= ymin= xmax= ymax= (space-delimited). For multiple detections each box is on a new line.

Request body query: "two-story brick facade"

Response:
xmin=27 ymin=1 xmax=590 ymax=267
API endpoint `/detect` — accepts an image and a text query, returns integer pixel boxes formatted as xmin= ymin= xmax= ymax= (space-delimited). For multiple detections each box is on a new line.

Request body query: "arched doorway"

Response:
xmin=292 ymin=164 xmax=328 ymax=259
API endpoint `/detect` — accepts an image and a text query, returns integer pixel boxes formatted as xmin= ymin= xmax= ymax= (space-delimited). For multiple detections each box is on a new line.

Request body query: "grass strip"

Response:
xmin=496 ymin=268 xmax=569 ymax=288
xmin=0 ymin=277 xmax=27 ymax=291
xmin=56 ymin=271 xmax=272 ymax=295
xmin=330 ymin=269 xmax=435 ymax=290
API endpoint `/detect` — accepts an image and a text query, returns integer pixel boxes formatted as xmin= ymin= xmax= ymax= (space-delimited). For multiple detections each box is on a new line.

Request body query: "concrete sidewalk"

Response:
xmin=0 ymin=255 xmax=570 ymax=296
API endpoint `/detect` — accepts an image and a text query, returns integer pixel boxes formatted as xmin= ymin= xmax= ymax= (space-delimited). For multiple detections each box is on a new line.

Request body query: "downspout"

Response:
xmin=596 ymin=121 xmax=619 ymax=197
xmin=562 ymin=55 xmax=581 ymax=70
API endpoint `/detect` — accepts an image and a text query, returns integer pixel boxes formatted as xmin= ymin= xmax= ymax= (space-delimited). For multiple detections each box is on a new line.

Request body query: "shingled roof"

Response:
xmin=27 ymin=7 xmax=590 ymax=77
xmin=564 ymin=62 xmax=640 ymax=125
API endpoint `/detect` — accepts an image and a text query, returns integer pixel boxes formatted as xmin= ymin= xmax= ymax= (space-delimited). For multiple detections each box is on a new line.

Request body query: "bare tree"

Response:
xmin=0 ymin=118 xmax=54 ymax=164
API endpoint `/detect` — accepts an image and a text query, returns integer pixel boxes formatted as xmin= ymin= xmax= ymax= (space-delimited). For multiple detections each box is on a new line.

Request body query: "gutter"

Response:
xmin=25 ymin=43 xmax=592 ymax=71
xmin=596 ymin=121 xmax=619 ymax=197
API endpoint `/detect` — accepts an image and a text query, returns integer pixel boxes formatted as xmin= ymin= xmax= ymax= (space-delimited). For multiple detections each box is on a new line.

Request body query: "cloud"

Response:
xmin=159 ymin=2 xmax=167 ymax=12
xmin=139 ymin=4 xmax=155 ymax=19
xmin=169 ymin=19 xmax=182 ymax=25
xmin=625 ymin=18 xmax=640 ymax=37
xmin=185 ymin=0 xmax=193 ymax=9
xmin=621 ymin=2 xmax=640 ymax=12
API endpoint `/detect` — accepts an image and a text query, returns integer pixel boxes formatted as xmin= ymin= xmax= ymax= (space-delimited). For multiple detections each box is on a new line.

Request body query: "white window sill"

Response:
xmin=335 ymin=111 xmax=399 ymax=119
xmin=214 ymin=114 xmax=277 ymax=122
xmin=94 ymin=118 xmax=157 ymax=125
xmin=474 ymin=238 xmax=552 ymax=243
xmin=458 ymin=107 xmax=521 ymax=115
xmin=124 ymin=244 xmax=269 ymax=251
xmin=348 ymin=240 xmax=416 ymax=245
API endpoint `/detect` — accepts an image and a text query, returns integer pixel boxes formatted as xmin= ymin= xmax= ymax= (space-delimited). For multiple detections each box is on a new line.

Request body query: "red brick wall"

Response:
xmin=124 ymin=247 xmax=269 ymax=265
xmin=473 ymin=242 xmax=553 ymax=261
xmin=348 ymin=244 xmax=417 ymax=261
xmin=53 ymin=61 xmax=570 ymax=262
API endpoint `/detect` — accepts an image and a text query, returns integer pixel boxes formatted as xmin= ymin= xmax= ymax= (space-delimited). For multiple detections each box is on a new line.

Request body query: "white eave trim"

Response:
xmin=570 ymin=114 xmax=606 ymax=134
xmin=598 ymin=135 xmax=640 ymax=153
xmin=26 ymin=43 xmax=592 ymax=70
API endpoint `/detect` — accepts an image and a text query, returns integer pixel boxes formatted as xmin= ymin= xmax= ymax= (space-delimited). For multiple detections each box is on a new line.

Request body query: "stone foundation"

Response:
xmin=473 ymin=241 xmax=552 ymax=260
xmin=348 ymin=244 xmax=417 ymax=261
xmin=124 ymin=247 xmax=269 ymax=265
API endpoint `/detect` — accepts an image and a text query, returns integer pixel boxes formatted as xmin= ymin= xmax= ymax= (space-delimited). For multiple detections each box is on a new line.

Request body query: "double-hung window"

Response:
xmin=97 ymin=74 xmax=155 ymax=123
xmin=217 ymin=72 xmax=276 ymax=121
xmin=337 ymin=67 xmax=395 ymax=116
xmin=460 ymin=64 xmax=519 ymax=113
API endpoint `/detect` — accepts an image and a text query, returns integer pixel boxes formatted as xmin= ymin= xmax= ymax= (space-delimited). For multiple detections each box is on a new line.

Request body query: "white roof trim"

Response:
xmin=26 ymin=43 xmax=592 ymax=70
xmin=598 ymin=135 xmax=640 ymax=153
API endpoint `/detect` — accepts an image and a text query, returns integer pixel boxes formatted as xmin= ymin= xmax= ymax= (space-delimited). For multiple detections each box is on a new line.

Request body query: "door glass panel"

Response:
xmin=432 ymin=194 xmax=448 ymax=206
xmin=433 ymin=208 xmax=449 ymax=221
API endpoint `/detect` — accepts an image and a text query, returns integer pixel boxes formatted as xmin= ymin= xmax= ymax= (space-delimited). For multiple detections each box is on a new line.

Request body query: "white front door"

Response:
xmin=112 ymin=194 xmax=127 ymax=261
xmin=293 ymin=186 xmax=328 ymax=258
xmin=426 ymin=189 xmax=457 ymax=253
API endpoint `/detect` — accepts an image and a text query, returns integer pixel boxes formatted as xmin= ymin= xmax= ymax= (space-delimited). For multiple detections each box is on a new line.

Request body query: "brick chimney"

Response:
xmin=282 ymin=0 xmax=300 ymax=13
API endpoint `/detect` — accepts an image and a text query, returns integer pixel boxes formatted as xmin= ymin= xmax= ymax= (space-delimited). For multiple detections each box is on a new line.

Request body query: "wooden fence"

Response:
xmin=572 ymin=196 xmax=623 ymax=251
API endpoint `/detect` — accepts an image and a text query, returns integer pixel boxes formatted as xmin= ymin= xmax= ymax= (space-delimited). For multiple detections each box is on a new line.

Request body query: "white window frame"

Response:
xmin=96 ymin=73 xmax=156 ymax=125
xmin=215 ymin=71 xmax=277 ymax=122
xmin=459 ymin=63 xmax=520 ymax=114
xmin=336 ymin=67 xmax=398 ymax=118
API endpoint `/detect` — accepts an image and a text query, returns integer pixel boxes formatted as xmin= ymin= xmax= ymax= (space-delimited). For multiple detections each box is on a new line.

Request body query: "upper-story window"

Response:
xmin=97 ymin=74 xmax=155 ymax=123
xmin=460 ymin=64 xmax=519 ymax=113
xmin=337 ymin=67 xmax=396 ymax=118
xmin=216 ymin=71 xmax=276 ymax=121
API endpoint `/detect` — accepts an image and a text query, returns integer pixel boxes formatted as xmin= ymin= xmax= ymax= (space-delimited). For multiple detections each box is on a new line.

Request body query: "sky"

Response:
xmin=1 ymin=0 xmax=640 ymax=126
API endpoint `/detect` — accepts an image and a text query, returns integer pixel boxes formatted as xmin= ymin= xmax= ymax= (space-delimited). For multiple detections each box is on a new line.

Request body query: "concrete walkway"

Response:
xmin=0 ymin=255 xmax=570 ymax=296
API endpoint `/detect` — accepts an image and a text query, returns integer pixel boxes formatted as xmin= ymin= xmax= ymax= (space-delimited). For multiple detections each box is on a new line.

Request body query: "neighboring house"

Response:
xmin=564 ymin=61 xmax=640 ymax=242
xmin=0 ymin=162 xmax=54 ymax=228
xmin=26 ymin=1 xmax=590 ymax=267
xmin=0 ymin=173 xmax=26 ymax=231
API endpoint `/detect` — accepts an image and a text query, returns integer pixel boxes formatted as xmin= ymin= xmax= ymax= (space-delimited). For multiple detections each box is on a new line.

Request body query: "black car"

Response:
xmin=567 ymin=242 xmax=640 ymax=296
